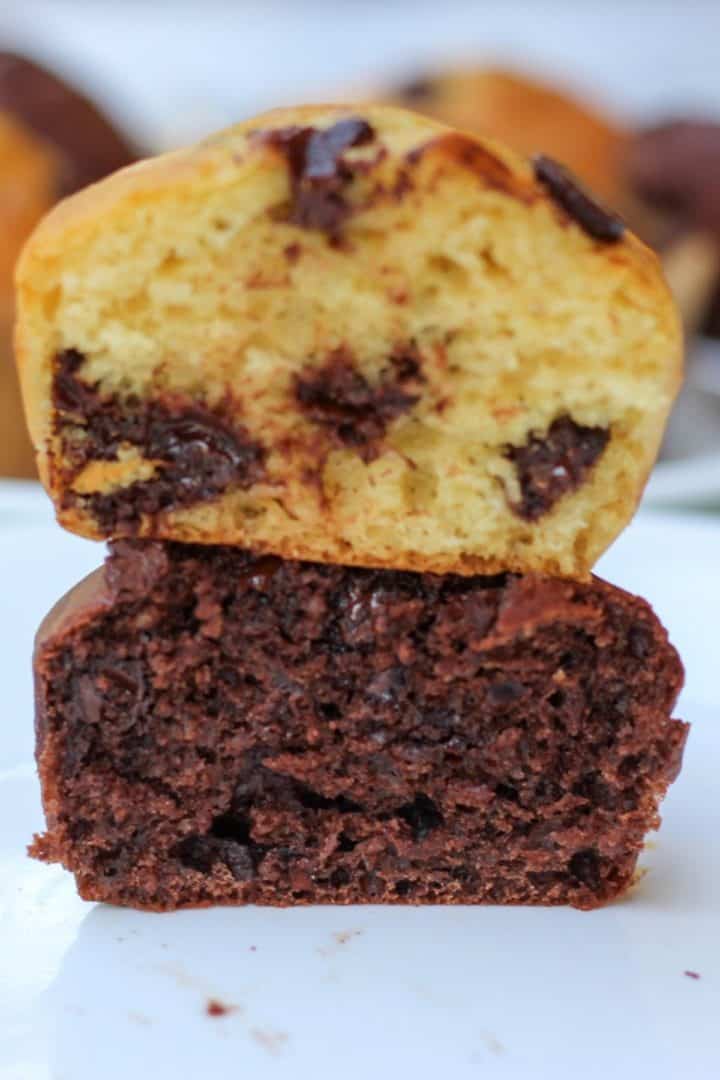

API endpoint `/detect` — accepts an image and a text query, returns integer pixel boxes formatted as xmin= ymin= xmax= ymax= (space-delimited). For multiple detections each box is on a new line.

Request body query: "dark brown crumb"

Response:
xmin=259 ymin=117 xmax=376 ymax=238
xmin=52 ymin=349 xmax=265 ymax=531
xmin=294 ymin=346 xmax=424 ymax=460
xmin=534 ymin=154 xmax=625 ymax=242
xmin=505 ymin=415 xmax=610 ymax=520
xmin=31 ymin=542 xmax=686 ymax=912
xmin=684 ymin=970 xmax=701 ymax=980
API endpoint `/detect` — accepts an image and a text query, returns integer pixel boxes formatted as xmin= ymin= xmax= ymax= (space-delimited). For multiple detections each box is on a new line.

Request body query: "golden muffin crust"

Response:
xmin=16 ymin=104 xmax=681 ymax=576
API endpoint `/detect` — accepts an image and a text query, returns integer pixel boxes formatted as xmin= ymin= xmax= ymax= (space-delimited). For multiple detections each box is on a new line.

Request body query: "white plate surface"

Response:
xmin=0 ymin=513 xmax=718 ymax=1079
xmin=645 ymin=340 xmax=720 ymax=507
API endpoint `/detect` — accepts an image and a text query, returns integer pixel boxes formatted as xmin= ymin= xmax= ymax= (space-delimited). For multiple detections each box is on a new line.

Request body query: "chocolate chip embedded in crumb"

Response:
xmin=534 ymin=154 xmax=625 ymax=242
xmin=294 ymin=347 xmax=424 ymax=459
xmin=52 ymin=349 xmax=266 ymax=531
xmin=53 ymin=348 xmax=94 ymax=416
xmin=259 ymin=117 xmax=375 ymax=237
xmin=505 ymin=415 xmax=609 ymax=521
xmin=397 ymin=794 xmax=444 ymax=841
xmin=568 ymin=848 xmax=602 ymax=892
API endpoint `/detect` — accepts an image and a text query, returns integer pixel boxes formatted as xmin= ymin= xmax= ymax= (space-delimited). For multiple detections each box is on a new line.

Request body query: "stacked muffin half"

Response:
xmin=17 ymin=105 xmax=687 ymax=910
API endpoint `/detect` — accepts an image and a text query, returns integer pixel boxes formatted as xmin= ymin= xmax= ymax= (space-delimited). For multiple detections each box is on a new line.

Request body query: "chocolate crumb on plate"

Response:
xmin=534 ymin=154 xmax=625 ymax=242
xmin=684 ymin=970 xmax=701 ymax=980
xmin=206 ymin=998 xmax=237 ymax=1017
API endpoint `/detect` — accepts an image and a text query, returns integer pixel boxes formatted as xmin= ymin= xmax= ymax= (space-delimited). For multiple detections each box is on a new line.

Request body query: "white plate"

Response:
xmin=646 ymin=340 xmax=720 ymax=508
xmin=0 ymin=513 xmax=718 ymax=1079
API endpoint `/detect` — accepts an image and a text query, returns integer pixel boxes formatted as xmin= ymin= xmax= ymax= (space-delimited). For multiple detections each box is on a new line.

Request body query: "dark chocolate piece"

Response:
xmin=0 ymin=52 xmax=137 ymax=196
xmin=534 ymin=154 xmax=625 ymax=242
xmin=259 ymin=117 xmax=375 ymax=236
xmin=31 ymin=541 xmax=686 ymax=911
xmin=53 ymin=350 xmax=264 ymax=529
xmin=505 ymin=415 xmax=609 ymax=521
xmin=295 ymin=347 xmax=423 ymax=459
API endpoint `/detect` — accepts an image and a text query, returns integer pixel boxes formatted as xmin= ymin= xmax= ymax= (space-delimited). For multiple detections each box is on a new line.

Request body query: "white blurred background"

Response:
xmin=2 ymin=1 xmax=720 ymax=150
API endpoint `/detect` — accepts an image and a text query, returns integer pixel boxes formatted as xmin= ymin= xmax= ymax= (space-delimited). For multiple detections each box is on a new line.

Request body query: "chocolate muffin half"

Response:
xmin=30 ymin=541 xmax=686 ymax=911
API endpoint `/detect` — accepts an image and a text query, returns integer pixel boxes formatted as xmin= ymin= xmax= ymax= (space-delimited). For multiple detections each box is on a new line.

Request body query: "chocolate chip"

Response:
xmin=505 ymin=415 xmax=609 ymax=521
xmin=211 ymin=811 xmax=252 ymax=845
xmin=568 ymin=848 xmax=602 ymax=891
xmin=295 ymin=348 xmax=423 ymax=459
xmin=176 ymin=835 xmax=218 ymax=874
xmin=534 ymin=154 xmax=625 ymax=242
xmin=52 ymin=349 xmax=93 ymax=415
xmin=259 ymin=117 xmax=375 ymax=237
xmin=397 ymin=794 xmax=444 ymax=840
xmin=236 ymin=556 xmax=283 ymax=592
xmin=52 ymin=350 xmax=265 ymax=531
xmin=146 ymin=410 xmax=261 ymax=495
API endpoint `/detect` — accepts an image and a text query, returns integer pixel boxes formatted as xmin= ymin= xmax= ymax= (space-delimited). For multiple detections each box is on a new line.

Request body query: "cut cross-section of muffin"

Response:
xmin=30 ymin=540 xmax=687 ymax=910
xmin=17 ymin=104 xmax=681 ymax=576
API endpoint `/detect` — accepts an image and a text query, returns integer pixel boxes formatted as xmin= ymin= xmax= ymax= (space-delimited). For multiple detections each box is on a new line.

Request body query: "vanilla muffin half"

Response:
xmin=16 ymin=104 xmax=681 ymax=577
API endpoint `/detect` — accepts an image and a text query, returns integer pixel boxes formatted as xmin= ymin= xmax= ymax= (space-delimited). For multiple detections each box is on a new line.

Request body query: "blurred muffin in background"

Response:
xmin=628 ymin=120 xmax=720 ymax=337
xmin=390 ymin=66 xmax=626 ymax=206
xmin=0 ymin=51 xmax=137 ymax=479
xmin=384 ymin=65 xmax=719 ymax=340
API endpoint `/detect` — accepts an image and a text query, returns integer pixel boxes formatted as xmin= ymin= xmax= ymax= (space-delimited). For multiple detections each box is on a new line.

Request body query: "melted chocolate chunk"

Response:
xmin=260 ymin=117 xmax=375 ymax=237
xmin=506 ymin=415 xmax=609 ymax=521
xmin=295 ymin=348 xmax=423 ymax=458
xmin=0 ymin=52 xmax=137 ymax=196
xmin=53 ymin=350 xmax=264 ymax=529
xmin=534 ymin=154 xmax=625 ymax=242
